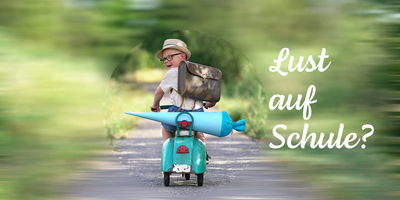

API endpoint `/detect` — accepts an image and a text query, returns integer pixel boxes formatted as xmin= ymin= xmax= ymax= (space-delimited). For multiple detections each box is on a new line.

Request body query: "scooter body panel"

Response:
xmin=172 ymin=136 xmax=193 ymax=173
xmin=161 ymin=135 xmax=206 ymax=174
xmin=192 ymin=138 xmax=206 ymax=174
xmin=161 ymin=138 xmax=174 ymax=172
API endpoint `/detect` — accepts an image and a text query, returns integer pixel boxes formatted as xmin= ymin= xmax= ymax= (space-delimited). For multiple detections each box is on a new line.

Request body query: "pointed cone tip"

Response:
xmin=232 ymin=119 xmax=246 ymax=132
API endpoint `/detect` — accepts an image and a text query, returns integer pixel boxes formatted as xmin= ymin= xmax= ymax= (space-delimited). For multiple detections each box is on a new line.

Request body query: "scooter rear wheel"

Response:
xmin=164 ymin=172 xmax=170 ymax=186
xmin=185 ymin=173 xmax=190 ymax=180
xmin=197 ymin=173 xmax=204 ymax=186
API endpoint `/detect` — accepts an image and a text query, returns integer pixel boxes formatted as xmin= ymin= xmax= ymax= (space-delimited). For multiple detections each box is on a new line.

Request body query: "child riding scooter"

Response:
xmin=125 ymin=107 xmax=245 ymax=186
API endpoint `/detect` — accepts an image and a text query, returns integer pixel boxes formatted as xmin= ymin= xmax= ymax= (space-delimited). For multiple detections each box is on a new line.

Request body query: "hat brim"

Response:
xmin=156 ymin=46 xmax=191 ymax=60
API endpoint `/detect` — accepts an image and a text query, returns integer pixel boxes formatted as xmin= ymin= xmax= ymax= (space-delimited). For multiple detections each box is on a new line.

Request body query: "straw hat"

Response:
xmin=156 ymin=39 xmax=191 ymax=60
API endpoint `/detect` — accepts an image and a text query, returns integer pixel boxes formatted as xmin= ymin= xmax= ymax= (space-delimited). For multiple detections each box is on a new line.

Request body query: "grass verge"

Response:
xmin=103 ymin=80 xmax=154 ymax=148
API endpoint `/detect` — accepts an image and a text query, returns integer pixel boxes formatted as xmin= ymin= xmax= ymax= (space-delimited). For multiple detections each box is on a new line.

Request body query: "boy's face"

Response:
xmin=162 ymin=48 xmax=185 ymax=70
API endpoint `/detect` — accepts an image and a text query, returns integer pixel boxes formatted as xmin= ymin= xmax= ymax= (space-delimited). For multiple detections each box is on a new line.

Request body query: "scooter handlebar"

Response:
xmin=150 ymin=105 xmax=174 ymax=111
xmin=152 ymin=103 xmax=206 ymax=111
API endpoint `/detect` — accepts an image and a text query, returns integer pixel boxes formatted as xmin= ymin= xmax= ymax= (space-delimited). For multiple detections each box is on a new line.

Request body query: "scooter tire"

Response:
xmin=164 ymin=172 xmax=170 ymax=186
xmin=197 ymin=173 xmax=204 ymax=186
xmin=185 ymin=173 xmax=190 ymax=180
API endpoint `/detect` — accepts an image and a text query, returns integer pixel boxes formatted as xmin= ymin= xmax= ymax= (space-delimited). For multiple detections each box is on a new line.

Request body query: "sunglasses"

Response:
xmin=160 ymin=53 xmax=182 ymax=64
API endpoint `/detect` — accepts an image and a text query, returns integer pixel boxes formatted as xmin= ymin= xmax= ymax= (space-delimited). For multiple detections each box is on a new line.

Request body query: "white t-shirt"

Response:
xmin=159 ymin=67 xmax=203 ymax=110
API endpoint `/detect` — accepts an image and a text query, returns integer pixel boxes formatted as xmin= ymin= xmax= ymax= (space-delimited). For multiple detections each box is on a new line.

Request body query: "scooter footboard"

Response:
xmin=161 ymin=138 xmax=174 ymax=172
xmin=191 ymin=138 xmax=206 ymax=174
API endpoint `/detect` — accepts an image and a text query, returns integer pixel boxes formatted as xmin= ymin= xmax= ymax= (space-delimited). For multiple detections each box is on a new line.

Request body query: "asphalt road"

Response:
xmin=64 ymin=145 xmax=320 ymax=200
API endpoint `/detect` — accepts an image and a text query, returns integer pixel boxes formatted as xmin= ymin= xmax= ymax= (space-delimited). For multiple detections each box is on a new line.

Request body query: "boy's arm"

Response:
xmin=151 ymin=86 xmax=165 ymax=112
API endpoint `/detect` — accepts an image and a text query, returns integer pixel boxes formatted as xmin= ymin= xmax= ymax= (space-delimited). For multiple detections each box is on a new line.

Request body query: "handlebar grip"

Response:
xmin=161 ymin=105 xmax=173 ymax=109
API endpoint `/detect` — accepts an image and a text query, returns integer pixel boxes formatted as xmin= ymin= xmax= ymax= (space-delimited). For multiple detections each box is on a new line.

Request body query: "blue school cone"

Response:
xmin=124 ymin=111 xmax=245 ymax=137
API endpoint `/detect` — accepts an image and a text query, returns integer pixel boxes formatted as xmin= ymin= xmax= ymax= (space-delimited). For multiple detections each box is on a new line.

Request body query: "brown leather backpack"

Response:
xmin=177 ymin=61 xmax=222 ymax=103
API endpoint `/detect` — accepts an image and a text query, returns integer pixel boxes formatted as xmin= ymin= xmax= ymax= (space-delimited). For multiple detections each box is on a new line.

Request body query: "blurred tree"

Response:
xmin=374 ymin=0 xmax=400 ymax=169
xmin=0 ymin=0 xmax=190 ymax=66
xmin=183 ymin=0 xmax=338 ymax=52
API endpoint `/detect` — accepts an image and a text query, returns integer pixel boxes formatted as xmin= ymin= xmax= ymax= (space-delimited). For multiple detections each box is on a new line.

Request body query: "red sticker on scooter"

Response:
xmin=176 ymin=145 xmax=189 ymax=154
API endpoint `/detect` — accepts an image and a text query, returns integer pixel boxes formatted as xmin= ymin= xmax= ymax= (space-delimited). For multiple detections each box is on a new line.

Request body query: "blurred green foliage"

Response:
xmin=0 ymin=31 xmax=106 ymax=199
xmin=376 ymin=4 xmax=400 ymax=193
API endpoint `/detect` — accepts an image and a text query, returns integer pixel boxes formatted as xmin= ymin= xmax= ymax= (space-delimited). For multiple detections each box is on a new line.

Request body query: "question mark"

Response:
xmin=361 ymin=124 xmax=374 ymax=149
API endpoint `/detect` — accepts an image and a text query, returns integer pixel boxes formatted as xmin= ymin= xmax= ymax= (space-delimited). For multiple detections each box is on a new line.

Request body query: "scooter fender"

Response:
xmin=191 ymin=138 xmax=206 ymax=174
xmin=161 ymin=138 xmax=174 ymax=172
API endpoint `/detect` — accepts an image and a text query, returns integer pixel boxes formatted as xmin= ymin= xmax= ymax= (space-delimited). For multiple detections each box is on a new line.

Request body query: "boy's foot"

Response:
xmin=206 ymin=152 xmax=211 ymax=165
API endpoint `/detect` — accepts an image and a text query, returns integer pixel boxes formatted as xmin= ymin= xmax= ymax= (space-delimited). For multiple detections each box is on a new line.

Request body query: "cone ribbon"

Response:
xmin=124 ymin=111 xmax=246 ymax=137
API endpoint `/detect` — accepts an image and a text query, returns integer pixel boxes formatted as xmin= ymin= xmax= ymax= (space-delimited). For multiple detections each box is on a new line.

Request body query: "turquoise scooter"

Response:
xmin=160 ymin=105 xmax=206 ymax=186
xmin=125 ymin=105 xmax=246 ymax=187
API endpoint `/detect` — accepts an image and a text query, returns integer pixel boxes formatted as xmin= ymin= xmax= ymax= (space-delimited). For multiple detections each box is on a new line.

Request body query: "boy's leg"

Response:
xmin=162 ymin=127 xmax=173 ymax=143
xmin=195 ymin=132 xmax=206 ymax=144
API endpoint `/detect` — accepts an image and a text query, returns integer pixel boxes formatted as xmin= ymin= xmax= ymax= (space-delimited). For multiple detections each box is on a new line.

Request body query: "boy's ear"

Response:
xmin=181 ymin=53 xmax=187 ymax=60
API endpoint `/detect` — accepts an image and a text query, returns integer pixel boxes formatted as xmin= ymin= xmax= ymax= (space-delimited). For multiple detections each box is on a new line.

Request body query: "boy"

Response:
xmin=151 ymin=39 xmax=215 ymax=162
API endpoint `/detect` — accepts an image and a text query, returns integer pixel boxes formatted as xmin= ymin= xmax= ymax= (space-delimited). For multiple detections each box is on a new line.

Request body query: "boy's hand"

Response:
xmin=151 ymin=105 xmax=161 ymax=112
xmin=204 ymin=101 xmax=216 ymax=109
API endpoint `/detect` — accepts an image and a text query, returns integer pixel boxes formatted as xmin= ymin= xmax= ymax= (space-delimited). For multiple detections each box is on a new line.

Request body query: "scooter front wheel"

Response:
xmin=164 ymin=172 xmax=170 ymax=186
xmin=197 ymin=173 xmax=204 ymax=186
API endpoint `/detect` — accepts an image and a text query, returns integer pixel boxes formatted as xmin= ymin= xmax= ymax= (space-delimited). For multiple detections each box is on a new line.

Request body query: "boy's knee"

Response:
xmin=195 ymin=132 xmax=206 ymax=143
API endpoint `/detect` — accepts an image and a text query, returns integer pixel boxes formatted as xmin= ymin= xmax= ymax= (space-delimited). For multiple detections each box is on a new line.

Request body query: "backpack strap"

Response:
xmin=173 ymin=89 xmax=184 ymax=112
xmin=172 ymin=89 xmax=197 ymax=112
